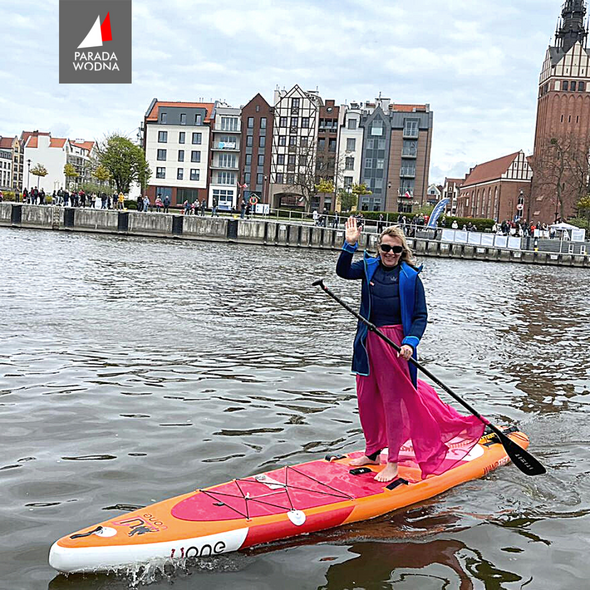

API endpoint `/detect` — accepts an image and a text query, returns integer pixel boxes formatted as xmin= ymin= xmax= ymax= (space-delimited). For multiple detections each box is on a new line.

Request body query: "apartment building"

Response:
xmin=0 ymin=145 xmax=12 ymax=190
xmin=338 ymin=103 xmax=364 ymax=195
xmin=0 ymin=136 xmax=24 ymax=192
xmin=239 ymin=93 xmax=273 ymax=206
xmin=269 ymin=85 xmax=322 ymax=208
xmin=208 ymin=103 xmax=241 ymax=211
xmin=143 ymin=99 xmax=214 ymax=205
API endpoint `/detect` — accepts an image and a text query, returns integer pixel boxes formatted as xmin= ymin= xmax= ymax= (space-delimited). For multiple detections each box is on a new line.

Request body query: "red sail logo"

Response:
xmin=78 ymin=13 xmax=112 ymax=49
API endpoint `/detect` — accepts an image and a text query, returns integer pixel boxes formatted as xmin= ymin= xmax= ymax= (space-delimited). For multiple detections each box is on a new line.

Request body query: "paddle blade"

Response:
xmin=499 ymin=432 xmax=546 ymax=476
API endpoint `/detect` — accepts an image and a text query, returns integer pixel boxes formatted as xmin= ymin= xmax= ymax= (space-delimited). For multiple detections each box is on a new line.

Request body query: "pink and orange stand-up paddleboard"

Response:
xmin=49 ymin=428 xmax=529 ymax=573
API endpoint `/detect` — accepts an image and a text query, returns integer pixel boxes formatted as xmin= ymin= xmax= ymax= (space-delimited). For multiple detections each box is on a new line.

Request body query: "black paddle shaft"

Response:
xmin=312 ymin=279 xmax=546 ymax=476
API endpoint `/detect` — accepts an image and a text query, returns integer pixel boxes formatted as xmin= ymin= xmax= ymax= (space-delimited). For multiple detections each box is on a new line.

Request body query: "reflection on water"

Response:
xmin=0 ymin=228 xmax=589 ymax=589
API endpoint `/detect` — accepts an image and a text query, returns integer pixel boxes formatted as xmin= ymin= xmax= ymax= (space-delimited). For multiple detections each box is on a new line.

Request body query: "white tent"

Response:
xmin=550 ymin=222 xmax=586 ymax=242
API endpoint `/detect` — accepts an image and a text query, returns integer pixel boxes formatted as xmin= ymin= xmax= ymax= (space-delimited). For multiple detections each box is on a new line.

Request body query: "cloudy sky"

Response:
xmin=2 ymin=0 xmax=564 ymax=183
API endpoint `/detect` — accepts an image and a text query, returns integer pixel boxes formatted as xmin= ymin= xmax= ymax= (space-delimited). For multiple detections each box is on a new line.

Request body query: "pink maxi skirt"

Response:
xmin=356 ymin=325 xmax=486 ymax=478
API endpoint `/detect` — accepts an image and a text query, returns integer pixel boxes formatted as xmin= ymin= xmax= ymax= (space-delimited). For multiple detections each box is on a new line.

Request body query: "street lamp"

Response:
xmin=27 ymin=159 xmax=31 ymax=189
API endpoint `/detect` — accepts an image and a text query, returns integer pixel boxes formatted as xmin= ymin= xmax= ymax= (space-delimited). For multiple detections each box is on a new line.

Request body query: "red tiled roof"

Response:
xmin=0 ymin=137 xmax=15 ymax=149
xmin=462 ymin=152 xmax=521 ymax=187
xmin=146 ymin=101 xmax=215 ymax=123
xmin=445 ymin=177 xmax=463 ymax=185
xmin=27 ymin=136 xmax=39 ymax=148
xmin=50 ymin=138 xmax=67 ymax=148
xmin=71 ymin=140 xmax=95 ymax=151
xmin=390 ymin=104 xmax=428 ymax=112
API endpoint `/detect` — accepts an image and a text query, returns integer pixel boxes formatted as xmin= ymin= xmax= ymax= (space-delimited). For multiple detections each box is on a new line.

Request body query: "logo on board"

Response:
xmin=59 ymin=0 xmax=132 ymax=84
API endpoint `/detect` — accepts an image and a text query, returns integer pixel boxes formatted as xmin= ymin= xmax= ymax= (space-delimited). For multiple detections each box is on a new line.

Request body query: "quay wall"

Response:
xmin=0 ymin=203 xmax=589 ymax=268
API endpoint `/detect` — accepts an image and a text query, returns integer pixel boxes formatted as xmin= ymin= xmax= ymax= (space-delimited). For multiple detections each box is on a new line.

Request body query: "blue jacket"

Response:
xmin=336 ymin=241 xmax=428 ymax=387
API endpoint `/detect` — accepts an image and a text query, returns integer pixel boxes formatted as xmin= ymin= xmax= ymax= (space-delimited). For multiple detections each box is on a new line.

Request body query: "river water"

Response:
xmin=0 ymin=226 xmax=589 ymax=590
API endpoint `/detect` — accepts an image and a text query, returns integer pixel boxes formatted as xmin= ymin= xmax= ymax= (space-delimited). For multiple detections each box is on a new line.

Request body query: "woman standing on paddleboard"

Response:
xmin=336 ymin=217 xmax=484 ymax=482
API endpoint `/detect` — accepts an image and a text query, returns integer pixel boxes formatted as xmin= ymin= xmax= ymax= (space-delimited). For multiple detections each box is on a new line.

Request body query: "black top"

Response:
xmin=369 ymin=263 xmax=402 ymax=327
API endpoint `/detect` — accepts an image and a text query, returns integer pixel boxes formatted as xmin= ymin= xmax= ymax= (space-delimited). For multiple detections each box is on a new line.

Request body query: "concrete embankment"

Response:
xmin=1 ymin=203 xmax=589 ymax=268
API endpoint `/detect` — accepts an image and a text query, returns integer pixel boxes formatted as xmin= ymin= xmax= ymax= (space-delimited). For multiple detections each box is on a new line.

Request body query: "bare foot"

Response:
xmin=375 ymin=462 xmax=398 ymax=482
xmin=350 ymin=455 xmax=380 ymax=467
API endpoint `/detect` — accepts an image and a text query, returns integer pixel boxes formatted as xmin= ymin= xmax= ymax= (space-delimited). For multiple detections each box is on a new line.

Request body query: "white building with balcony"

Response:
xmin=143 ymin=99 xmax=214 ymax=206
xmin=208 ymin=103 xmax=241 ymax=210
xmin=338 ymin=103 xmax=364 ymax=193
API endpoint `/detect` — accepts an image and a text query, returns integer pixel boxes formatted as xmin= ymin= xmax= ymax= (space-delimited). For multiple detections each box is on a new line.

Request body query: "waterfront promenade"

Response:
xmin=1 ymin=202 xmax=589 ymax=268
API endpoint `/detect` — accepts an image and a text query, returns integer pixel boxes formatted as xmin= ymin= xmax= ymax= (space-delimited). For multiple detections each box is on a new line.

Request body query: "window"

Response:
xmin=160 ymin=112 xmax=167 ymax=123
xmin=191 ymin=151 xmax=201 ymax=163
xmin=376 ymin=159 xmax=384 ymax=169
xmin=365 ymin=158 xmax=373 ymax=168
xmin=345 ymin=157 xmax=354 ymax=170
xmin=257 ymin=173 xmax=264 ymax=184
xmin=300 ymin=136 xmax=308 ymax=147
xmin=347 ymin=118 xmax=357 ymax=130
xmin=260 ymin=117 xmax=267 ymax=129
xmin=156 ymin=167 xmax=165 ymax=179
xmin=180 ymin=113 xmax=186 ymax=125
xmin=246 ymin=136 xmax=253 ymax=147
xmin=328 ymin=138 xmax=337 ymax=152
xmin=258 ymin=154 xmax=264 ymax=166
xmin=157 ymin=149 xmax=167 ymax=161
xmin=217 ymin=171 xmax=236 ymax=185
xmin=346 ymin=138 xmax=356 ymax=151
xmin=178 ymin=150 xmax=184 ymax=162
xmin=190 ymin=169 xmax=200 ymax=181
xmin=221 ymin=117 xmax=238 ymax=131
xmin=276 ymin=172 xmax=284 ymax=184
xmin=563 ymin=80 xmax=569 ymax=91
xmin=247 ymin=117 xmax=254 ymax=128
xmin=192 ymin=132 xmax=202 ymax=144
xmin=177 ymin=168 xmax=184 ymax=180
xmin=179 ymin=132 xmax=185 ymax=144
xmin=259 ymin=135 xmax=266 ymax=147
xmin=280 ymin=117 xmax=288 ymax=127
xmin=318 ymin=138 xmax=326 ymax=151
xmin=158 ymin=131 xmax=167 ymax=143
xmin=245 ymin=154 xmax=252 ymax=165
xmin=579 ymin=81 xmax=586 ymax=91
xmin=287 ymin=173 xmax=295 ymax=184
xmin=301 ymin=117 xmax=309 ymax=128
xmin=289 ymin=135 xmax=297 ymax=146
xmin=292 ymin=98 xmax=300 ymax=108
xmin=291 ymin=117 xmax=298 ymax=128
xmin=244 ymin=172 xmax=251 ymax=184
xmin=278 ymin=135 xmax=286 ymax=146
xmin=195 ymin=114 xmax=202 ymax=125
xmin=219 ymin=153 xmax=236 ymax=168
xmin=277 ymin=154 xmax=285 ymax=165
xmin=344 ymin=176 xmax=353 ymax=188
xmin=288 ymin=154 xmax=296 ymax=165
xmin=371 ymin=124 xmax=383 ymax=136
xmin=571 ymin=81 xmax=577 ymax=91
xmin=378 ymin=140 xmax=386 ymax=150
xmin=403 ymin=120 xmax=419 ymax=137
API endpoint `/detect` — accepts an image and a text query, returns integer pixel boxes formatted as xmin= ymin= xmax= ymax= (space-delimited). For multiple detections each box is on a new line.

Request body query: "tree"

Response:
xmin=95 ymin=134 xmax=152 ymax=193
xmin=577 ymin=195 xmax=590 ymax=228
xmin=30 ymin=163 xmax=48 ymax=188
xmin=315 ymin=179 xmax=335 ymax=207
xmin=534 ymin=135 xmax=590 ymax=221
xmin=92 ymin=164 xmax=111 ymax=183
xmin=351 ymin=183 xmax=372 ymax=210
xmin=64 ymin=163 xmax=79 ymax=190
xmin=337 ymin=188 xmax=357 ymax=212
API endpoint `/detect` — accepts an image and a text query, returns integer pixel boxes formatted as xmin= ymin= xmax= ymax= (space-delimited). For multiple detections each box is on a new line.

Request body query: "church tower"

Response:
xmin=532 ymin=0 xmax=590 ymax=222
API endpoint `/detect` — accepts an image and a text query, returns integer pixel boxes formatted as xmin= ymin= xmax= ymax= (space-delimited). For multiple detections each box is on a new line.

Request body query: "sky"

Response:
xmin=1 ymin=0 xmax=565 ymax=184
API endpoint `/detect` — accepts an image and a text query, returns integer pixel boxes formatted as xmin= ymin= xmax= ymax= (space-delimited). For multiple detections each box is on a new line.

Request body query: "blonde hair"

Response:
xmin=377 ymin=225 xmax=416 ymax=266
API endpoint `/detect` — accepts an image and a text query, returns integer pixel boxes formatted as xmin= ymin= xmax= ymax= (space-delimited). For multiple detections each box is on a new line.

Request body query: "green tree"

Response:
xmin=64 ymin=163 xmax=79 ymax=190
xmin=30 ymin=163 xmax=48 ymax=188
xmin=315 ymin=178 xmax=335 ymax=209
xmin=577 ymin=195 xmax=590 ymax=228
xmin=96 ymin=134 xmax=152 ymax=193
xmin=92 ymin=164 xmax=111 ymax=183
xmin=338 ymin=188 xmax=356 ymax=212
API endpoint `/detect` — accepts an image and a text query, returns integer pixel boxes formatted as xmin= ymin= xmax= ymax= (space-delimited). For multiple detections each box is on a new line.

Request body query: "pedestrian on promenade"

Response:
xmin=163 ymin=194 xmax=170 ymax=214
xmin=183 ymin=200 xmax=190 ymax=215
xmin=200 ymin=199 xmax=206 ymax=216
xmin=336 ymin=217 xmax=485 ymax=482
xmin=155 ymin=196 xmax=163 ymax=212
xmin=142 ymin=195 xmax=149 ymax=212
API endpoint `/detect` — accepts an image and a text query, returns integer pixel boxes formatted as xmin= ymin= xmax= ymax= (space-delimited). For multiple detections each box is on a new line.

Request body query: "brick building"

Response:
xmin=239 ymin=93 xmax=273 ymax=207
xmin=457 ymin=151 xmax=532 ymax=222
xmin=532 ymin=0 xmax=590 ymax=221
xmin=313 ymin=99 xmax=341 ymax=211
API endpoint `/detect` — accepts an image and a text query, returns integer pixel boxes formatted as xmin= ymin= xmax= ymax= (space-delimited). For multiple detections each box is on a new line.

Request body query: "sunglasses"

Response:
xmin=379 ymin=244 xmax=403 ymax=254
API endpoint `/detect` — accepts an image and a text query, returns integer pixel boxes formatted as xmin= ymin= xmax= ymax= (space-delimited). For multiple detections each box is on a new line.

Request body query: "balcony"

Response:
xmin=210 ymin=163 xmax=239 ymax=171
xmin=401 ymin=149 xmax=417 ymax=159
xmin=398 ymin=189 xmax=414 ymax=198
xmin=400 ymin=168 xmax=416 ymax=178
xmin=212 ymin=142 xmax=239 ymax=151
xmin=403 ymin=128 xmax=419 ymax=139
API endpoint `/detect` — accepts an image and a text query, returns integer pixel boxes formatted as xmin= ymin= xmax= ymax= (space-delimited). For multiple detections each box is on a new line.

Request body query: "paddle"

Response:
xmin=312 ymin=279 xmax=546 ymax=477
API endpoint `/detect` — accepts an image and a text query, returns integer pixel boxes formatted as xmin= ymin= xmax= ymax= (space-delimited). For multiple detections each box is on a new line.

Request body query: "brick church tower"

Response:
xmin=532 ymin=0 xmax=590 ymax=222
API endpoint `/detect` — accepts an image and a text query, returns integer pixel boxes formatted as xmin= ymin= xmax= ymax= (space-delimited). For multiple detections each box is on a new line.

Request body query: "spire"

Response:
xmin=555 ymin=0 xmax=588 ymax=52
